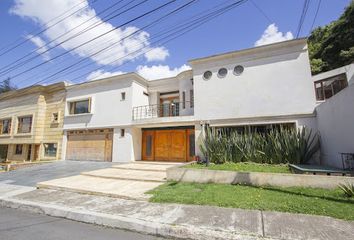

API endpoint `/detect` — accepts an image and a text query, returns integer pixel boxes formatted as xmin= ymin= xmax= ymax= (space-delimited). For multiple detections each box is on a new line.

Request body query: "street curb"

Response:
xmin=0 ymin=197 xmax=265 ymax=240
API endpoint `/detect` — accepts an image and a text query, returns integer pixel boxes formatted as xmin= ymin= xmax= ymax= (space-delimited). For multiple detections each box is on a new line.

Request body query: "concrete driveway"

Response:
xmin=0 ymin=160 xmax=114 ymax=187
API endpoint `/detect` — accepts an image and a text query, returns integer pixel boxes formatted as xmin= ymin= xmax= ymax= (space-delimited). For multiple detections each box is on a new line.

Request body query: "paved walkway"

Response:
xmin=0 ymin=160 xmax=114 ymax=187
xmin=37 ymin=161 xmax=181 ymax=200
xmin=1 ymin=185 xmax=353 ymax=240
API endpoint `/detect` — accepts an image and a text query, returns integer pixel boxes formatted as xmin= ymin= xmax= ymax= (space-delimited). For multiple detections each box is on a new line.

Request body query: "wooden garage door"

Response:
xmin=142 ymin=128 xmax=194 ymax=162
xmin=66 ymin=130 xmax=112 ymax=161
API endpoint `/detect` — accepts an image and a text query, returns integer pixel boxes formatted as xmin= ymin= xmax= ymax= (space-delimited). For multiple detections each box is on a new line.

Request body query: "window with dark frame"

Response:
xmin=0 ymin=118 xmax=11 ymax=135
xmin=44 ymin=143 xmax=57 ymax=157
xmin=69 ymin=99 xmax=90 ymax=115
xmin=121 ymin=92 xmax=126 ymax=101
xmin=15 ymin=144 xmax=23 ymax=155
xmin=17 ymin=116 xmax=32 ymax=134
xmin=314 ymin=74 xmax=348 ymax=101
xmin=52 ymin=112 xmax=59 ymax=122
xmin=182 ymin=91 xmax=186 ymax=109
xmin=190 ymin=90 xmax=194 ymax=108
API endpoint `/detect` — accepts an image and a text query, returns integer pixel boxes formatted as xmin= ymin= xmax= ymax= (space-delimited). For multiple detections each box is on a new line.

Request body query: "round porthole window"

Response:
xmin=217 ymin=68 xmax=228 ymax=78
xmin=203 ymin=70 xmax=212 ymax=80
xmin=234 ymin=65 xmax=244 ymax=75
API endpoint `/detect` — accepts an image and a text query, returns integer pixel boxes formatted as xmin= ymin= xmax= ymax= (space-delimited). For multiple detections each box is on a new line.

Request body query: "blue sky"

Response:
xmin=0 ymin=0 xmax=351 ymax=88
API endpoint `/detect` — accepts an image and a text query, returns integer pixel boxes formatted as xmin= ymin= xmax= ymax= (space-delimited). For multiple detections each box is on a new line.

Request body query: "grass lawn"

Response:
xmin=185 ymin=162 xmax=291 ymax=173
xmin=148 ymin=182 xmax=354 ymax=221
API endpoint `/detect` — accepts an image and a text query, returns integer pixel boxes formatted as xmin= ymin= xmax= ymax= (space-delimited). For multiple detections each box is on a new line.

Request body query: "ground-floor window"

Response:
xmin=216 ymin=123 xmax=296 ymax=135
xmin=44 ymin=143 xmax=57 ymax=157
xmin=15 ymin=144 xmax=23 ymax=155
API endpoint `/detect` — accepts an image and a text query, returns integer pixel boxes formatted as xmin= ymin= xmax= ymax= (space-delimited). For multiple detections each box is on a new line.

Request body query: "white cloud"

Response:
xmin=26 ymin=35 xmax=50 ymax=60
xmin=136 ymin=64 xmax=191 ymax=80
xmin=86 ymin=69 xmax=125 ymax=81
xmin=10 ymin=0 xmax=168 ymax=65
xmin=254 ymin=24 xmax=294 ymax=47
xmin=144 ymin=47 xmax=169 ymax=62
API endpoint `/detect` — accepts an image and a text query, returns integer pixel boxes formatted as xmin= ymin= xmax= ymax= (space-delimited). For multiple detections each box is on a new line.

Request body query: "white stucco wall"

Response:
xmin=316 ymin=83 xmax=354 ymax=168
xmin=62 ymin=75 xmax=148 ymax=162
xmin=191 ymin=41 xmax=316 ymax=121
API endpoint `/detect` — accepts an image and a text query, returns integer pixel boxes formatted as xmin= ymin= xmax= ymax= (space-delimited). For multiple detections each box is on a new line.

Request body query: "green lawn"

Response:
xmin=148 ymin=182 xmax=354 ymax=221
xmin=185 ymin=162 xmax=291 ymax=173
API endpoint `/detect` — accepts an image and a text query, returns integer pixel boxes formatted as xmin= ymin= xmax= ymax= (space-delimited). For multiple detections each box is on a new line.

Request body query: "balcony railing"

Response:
xmin=132 ymin=101 xmax=193 ymax=120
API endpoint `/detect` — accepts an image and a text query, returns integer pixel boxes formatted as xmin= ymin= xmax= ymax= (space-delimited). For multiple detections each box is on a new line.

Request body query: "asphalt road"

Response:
xmin=0 ymin=207 xmax=167 ymax=240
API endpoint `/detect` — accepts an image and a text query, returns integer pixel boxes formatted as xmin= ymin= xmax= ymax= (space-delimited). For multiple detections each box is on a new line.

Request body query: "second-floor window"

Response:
xmin=0 ymin=118 xmax=11 ymax=135
xmin=69 ymin=99 xmax=91 ymax=115
xmin=17 ymin=116 xmax=32 ymax=134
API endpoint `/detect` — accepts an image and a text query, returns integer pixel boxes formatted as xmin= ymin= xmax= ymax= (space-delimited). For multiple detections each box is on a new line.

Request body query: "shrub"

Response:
xmin=200 ymin=126 xmax=320 ymax=164
xmin=339 ymin=182 xmax=354 ymax=197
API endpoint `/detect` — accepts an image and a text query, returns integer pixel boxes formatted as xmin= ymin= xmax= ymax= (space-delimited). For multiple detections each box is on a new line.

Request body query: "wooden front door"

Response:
xmin=142 ymin=128 xmax=194 ymax=162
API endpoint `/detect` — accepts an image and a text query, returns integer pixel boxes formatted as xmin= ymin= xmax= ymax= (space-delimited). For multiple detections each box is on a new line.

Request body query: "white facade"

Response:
xmin=61 ymin=38 xmax=334 ymax=164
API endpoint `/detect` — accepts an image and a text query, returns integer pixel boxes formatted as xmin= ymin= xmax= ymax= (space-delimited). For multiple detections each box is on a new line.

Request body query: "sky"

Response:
xmin=0 ymin=0 xmax=351 ymax=88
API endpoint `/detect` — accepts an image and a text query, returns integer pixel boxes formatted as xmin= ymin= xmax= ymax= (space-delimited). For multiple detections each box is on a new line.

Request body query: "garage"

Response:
xmin=142 ymin=127 xmax=195 ymax=162
xmin=66 ymin=129 xmax=113 ymax=161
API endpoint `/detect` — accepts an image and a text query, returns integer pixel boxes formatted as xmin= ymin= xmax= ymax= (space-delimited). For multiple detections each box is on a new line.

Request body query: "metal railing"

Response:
xmin=132 ymin=101 xmax=193 ymax=120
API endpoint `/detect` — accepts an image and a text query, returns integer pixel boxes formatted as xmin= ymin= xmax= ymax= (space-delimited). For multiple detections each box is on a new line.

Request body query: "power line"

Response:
xmin=0 ymin=0 xmax=129 ymax=74
xmin=27 ymin=0 xmax=198 ymax=85
xmin=5 ymin=0 xmax=248 ymax=92
xmin=0 ymin=0 xmax=93 ymax=57
xmin=250 ymin=0 xmax=273 ymax=24
xmin=0 ymin=0 xmax=146 ymax=76
xmin=296 ymin=0 xmax=310 ymax=38
xmin=42 ymin=0 xmax=249 ymax=85
xmin=309 ymin=0 xmax=322 ymax=33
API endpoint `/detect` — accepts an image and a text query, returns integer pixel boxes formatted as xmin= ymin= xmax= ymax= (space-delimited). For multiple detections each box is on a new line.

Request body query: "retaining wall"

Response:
xmin=167 ymin=167 xmax=354 ymax=189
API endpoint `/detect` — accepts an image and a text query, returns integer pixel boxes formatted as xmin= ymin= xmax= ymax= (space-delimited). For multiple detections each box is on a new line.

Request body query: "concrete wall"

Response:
xmin=191 ymin=41 xmax=316 ymax=122
xmin=316 ymin=83 xmax=354 ymax=168
xmin=167 ymin=166 xmax=354 ymax=189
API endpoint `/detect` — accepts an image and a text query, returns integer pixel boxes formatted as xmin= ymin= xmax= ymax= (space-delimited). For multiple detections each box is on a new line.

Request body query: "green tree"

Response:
xmin=308 ymin=1 xmax=354 ymax=74
xmin=0 ymin=78 xmax=17 ymax=94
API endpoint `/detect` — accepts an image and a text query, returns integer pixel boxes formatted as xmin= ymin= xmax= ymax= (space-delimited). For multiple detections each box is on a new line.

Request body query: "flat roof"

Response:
xmin=188 ymin=38 xmax=308 ymax=65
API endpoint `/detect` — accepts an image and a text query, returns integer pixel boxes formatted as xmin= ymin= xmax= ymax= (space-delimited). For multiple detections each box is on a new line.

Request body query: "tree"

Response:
xmin=0 ymin=78 xmax=17 ymax=94
xmin=308 ymin=1 xmax=354 ymax=74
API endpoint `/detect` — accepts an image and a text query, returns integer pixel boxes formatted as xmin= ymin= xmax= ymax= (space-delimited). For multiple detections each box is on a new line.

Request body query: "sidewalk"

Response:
xmin=1 ymin=183 xmax=353 ymax=240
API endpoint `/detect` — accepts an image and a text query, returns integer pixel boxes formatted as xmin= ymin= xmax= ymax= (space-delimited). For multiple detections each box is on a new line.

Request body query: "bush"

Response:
xmin=200 ymin=126 xmax=320 ymax=164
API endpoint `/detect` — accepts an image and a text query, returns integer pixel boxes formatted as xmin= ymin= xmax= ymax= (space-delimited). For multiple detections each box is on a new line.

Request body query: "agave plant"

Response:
xmin=339 ymin=182 xmax=354 ymax=197
xmin=199 ymin=126 xmax=320 ymax=165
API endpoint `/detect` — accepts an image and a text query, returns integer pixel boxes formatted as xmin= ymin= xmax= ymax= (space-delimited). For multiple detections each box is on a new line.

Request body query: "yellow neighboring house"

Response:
xmin=0 ymin=82 xmax=66 ymax=163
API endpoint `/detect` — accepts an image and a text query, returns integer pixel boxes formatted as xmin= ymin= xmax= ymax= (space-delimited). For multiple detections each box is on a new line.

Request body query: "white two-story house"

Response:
xmin=62 ymin=38 xmax=318 ymax=163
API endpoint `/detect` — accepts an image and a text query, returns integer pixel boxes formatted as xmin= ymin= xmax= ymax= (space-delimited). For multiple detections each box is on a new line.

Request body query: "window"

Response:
xmin=217 ymin=68 xmax=228 ymax=78
xmin=15 ymin=144 xmax=23 ymax=155
xmin=190 ymin=90 xmax=194 ymax=108
xmin=44 ymin=143 xmax=57 ymax=157
xmin=314 ymin=74 xmax=348 ymax=101
xmin=234 ymin=65 xmax=244 ymax=75
xmin=69 ymin=99 xmax=90 ymax=115
xmin=120 ymin=129 xmax=125 ymax=137
xmin=17 ymin=116 xmax=32 ymax=133
xmin=0 ymin=118 xmax=11 ymax=135
xmin=203 ymin=71 xmax=212 ymax=80
xmin=52 ymin=112 xmax=59 ymax=122
xmin=182 ymin=91 xmax=186 ymax=109
xmin=121 ymin=92 xmax=126 ymax=101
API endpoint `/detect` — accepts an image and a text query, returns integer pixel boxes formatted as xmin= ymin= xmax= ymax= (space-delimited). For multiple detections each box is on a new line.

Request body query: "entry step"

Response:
xmin=81 ymin=168 xmax=166 ymax=182
xmin=37 ymin=175 xmax=162 ymax=201
xmin=112 ymin=163 xmax=177 ymax=172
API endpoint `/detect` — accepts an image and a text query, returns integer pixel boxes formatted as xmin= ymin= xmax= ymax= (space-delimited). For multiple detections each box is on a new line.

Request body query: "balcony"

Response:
xmin=132 ymin=101 xmax=193 ymax=121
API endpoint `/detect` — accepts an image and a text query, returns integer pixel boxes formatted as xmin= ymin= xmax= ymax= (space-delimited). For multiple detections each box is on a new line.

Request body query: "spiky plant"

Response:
xmin=339 ymin=182 xmax=354 ymax=197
